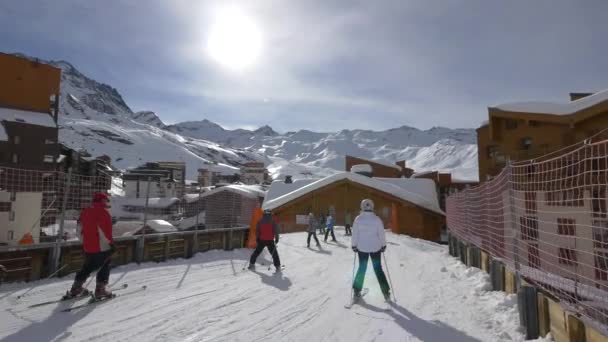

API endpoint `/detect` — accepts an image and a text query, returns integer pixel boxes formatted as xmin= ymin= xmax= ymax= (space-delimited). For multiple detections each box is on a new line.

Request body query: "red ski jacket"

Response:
xmin=256 ymin=214 xmax=278 ymax=241
xmin=79 ymin=202 xmax=113 ymax=253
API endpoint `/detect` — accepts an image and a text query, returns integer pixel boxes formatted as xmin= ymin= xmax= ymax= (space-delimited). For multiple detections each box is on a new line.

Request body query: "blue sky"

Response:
xmin=1 ymin=0 xmax=607 ymax=132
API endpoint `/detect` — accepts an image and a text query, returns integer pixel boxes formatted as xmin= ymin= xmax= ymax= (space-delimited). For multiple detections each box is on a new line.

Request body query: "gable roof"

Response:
xmin=262 ymin=172 xmax=443 ymax=215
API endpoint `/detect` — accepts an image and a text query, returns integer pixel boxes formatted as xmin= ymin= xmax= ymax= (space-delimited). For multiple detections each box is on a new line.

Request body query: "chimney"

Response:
xmin=396 ymin=160 xmax=406 ymax=170
xmin=284 ymin=175 xmax=293 ymax=184
xmin=570 ymin=92 xmax=593 ymax=101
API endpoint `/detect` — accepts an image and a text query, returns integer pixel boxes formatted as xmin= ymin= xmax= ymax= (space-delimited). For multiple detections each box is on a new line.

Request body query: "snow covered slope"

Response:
xmin=169 ymin=121 xmax=479 ymax=181
xmin=0 ymin=231 xmax=534 ymax=342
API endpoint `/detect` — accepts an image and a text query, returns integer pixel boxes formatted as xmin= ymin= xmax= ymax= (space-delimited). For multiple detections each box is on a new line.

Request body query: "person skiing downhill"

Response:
xmin=324 ymin=213 xmax=337 ymax=242
xmin=66 ymin=192 xmax=115 ymax=299
xmin=351 ymin=199 xmax=390 ymax=301
xmin=344 ymin=211 xmax=352 ymax=236
xmin=306 ymin=212 xmax=320 ymax=248
xmin=249 ymin=210 xmax=281 ymax=272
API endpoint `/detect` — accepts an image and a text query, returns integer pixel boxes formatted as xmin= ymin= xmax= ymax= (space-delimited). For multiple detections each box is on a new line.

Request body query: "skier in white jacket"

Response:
xmin=351 ymin=199 xmax=390 ymax=300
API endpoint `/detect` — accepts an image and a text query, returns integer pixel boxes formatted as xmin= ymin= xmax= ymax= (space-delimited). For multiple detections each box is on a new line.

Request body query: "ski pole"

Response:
xmin=382 ymin=252 xmax=396 ymax=302
xmin=17 ymin=264 xmax=69 ymax=299
xmin=350 ymin=252 xmax=356 ymax=299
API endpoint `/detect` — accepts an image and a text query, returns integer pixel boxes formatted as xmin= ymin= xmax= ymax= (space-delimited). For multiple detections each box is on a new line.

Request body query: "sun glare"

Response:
xmin=207 ymin=7 xmax=262 ymax=71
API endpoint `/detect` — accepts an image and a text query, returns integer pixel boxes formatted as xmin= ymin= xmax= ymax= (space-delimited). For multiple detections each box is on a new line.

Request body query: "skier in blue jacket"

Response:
xmin=324 ymin=213 xmax=337 ymax=242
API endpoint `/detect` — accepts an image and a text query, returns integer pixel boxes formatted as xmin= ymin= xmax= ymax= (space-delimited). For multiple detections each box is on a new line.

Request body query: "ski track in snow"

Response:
xmin=0 ymin=231 xmax=538 ymax=342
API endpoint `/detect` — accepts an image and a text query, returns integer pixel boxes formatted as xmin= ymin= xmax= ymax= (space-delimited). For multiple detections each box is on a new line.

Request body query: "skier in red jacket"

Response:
xmin=248 ymin=210 xmax=281 ymax=272
xmin=66 ymin=192 xmax=115 ymax=299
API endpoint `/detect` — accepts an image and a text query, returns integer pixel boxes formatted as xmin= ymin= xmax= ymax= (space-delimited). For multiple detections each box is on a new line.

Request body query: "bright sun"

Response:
xmin=207 ymin=7 xmax=262 ymax=70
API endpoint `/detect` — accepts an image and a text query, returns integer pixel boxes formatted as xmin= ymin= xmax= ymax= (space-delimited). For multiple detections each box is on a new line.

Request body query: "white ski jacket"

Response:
xmin=351 ymin=211 xmax=386 ymax=253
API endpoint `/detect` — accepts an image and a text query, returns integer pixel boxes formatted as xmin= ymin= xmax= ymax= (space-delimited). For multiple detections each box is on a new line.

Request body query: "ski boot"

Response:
xmin=383 ymin=291 xmax=391 ymax=302
xmin=247 ymin=263 xmax=255 ymax=270
xmin=64 ymin=280 xmax=89 ymax=300
xmin=94 ymin=282 xmax=113 ymax=300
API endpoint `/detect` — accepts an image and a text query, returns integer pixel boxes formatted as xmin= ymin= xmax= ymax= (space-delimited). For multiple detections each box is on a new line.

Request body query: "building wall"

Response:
xmin=0 ymin=191 xmax=42 ymax=245
xmin=0 ymin=121 xmax=58 ymax=170
xmin=506 ymin=190 xmax=608 ymax=291
xmin=124 ymin=179 xmax=177 ymax=198
xmin=478 ymin=110 xmax=608 ymax=182
xmin=0 ymin=53 xmax=61 ymax=113
xmin=270 ymin=180 xmax=444 ymax=241
xmin=345 ymin=155 xmax=403 ymax=178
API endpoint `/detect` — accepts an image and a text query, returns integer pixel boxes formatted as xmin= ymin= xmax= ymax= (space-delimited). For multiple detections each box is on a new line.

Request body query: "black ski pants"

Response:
xmin=352 ymin=251 xmax=390 ymax=295
xmin=250 ymin=240 xmax=281 ymax=268
xmin=307 ymin=232 xmax=320 ymax=246
xmin=75 ymin=251 xmax=112 ymax=284
xmin=324 ymin=228 xmax=336 ymax=241
xmin=345 ymin=224 xmax=352 ymax=235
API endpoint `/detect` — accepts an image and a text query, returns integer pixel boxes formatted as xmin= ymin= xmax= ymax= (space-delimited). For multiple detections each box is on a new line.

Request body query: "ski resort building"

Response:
xmin=123 ymin=162 xmax=185 ymax=198
xmin=201 ymin=184 xmax=265 ymax=229
xmin=477 ymin=90 xmax=608 ymax=181
xmin=240 ymin=161 xmax=268 ymax=185
xmin=0 ymin=54 xmax=61 ymax=245
xmin=262 ymin=172 xmax=445 ymax=242
xmin=412 ymin=171 xmax=477 ymax=211
xmin=345 ymin=155 xmax=414 ymax=178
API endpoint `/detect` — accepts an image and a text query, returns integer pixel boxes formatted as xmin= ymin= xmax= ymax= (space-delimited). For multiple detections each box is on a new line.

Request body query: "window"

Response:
xmin=528 ymin=244 xmax=540 ymax=269
xmin=520 ymin=216 xmax=538 ymax=240
xmin=43 ymin=155 xmax=54 ymax=163
xmin=382 ymin=207 xmax=390 ymax=218
xmin=44 ymin=139 xmax=55 ymax=144
xmin=13 ymin=135 xmax=20 ymax=144
xmin=9 ymin=211 xmax=15 ymax=221
xmin=557 ymin=218 xmax=576 ymax=236
xmin=558 ymin=248 xmax=577 ymax=266
xmin=593 ymin=221 xmax=608 ymax=249
xmin=7 ymin=230 xmax=14 ymax=241
xmin=9 ymin=192 xmax=15 ymax=201
xmin=529 ymin=120 xmax=541 ymax=127
xmin=595 ymin=252 xmax=608 ymax=281
xmin=525 ymin=192 xmax=537 ymax=214
xmin=592 ymin=187 xmax=607 ymax=218
xmin=521 ymin=137 xmax=532 ymax=150
xmin=12 ymin=154 xmax=18 ymax=163
xmin=487 ymin=146 xmax=498 ymax=159
xmin=505 ymin=119 xmax=518 ymax=130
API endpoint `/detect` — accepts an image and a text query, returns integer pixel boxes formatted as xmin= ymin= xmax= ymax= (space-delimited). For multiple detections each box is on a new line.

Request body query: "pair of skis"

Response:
xmin=27 ymin=283 xmax=147 ymax=312
xmin=62 ymin=284 xmax=147 ymax=312
xmin=344 ymin=288 xmax=392 ymax=311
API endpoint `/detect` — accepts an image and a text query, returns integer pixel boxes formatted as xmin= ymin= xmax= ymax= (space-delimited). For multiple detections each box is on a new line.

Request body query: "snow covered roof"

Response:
xmin=265 ymin=178 xmax=318 ymax=203
xmin=200 ymin=184 xmax=266 ymax=200
xmin=493 ymin=89 xmax=608 ymax=115
xmin=350 ymin=164 xmax=372 ymax=174
xmin=0 ymin=107 xmax=56 ymax=128
xmin=263 ymin=172 xmax=444 ymax=215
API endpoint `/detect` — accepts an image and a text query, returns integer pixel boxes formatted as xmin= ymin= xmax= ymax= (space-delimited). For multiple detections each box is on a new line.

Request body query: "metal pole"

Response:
xmin=52 ymin=167 xmax=73 ymax=273
xmin=138 ymin=177 xmax=152 ymax=262
xmin=506 ymin=160 xmax=521 ymax=290
xmin=193 ymin=185 xmax=202 ymax=255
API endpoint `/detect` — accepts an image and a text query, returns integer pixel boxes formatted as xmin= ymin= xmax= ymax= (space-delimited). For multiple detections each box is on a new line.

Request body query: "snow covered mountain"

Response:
xmin=13 ymin=54 xmax=261 ymax=179
xmin=168 ymin=121 xmax=479 ymax=180
xmin=14 ymin=53 xmax=478 ymax=181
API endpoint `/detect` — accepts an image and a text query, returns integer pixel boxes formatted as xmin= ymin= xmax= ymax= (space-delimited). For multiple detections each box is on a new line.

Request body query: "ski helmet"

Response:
xmin=360 ymin=199 xmax=374 ymax=211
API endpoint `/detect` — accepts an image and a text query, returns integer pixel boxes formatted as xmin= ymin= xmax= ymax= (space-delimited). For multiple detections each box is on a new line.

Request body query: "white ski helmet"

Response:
xmin=360 ymin=199 xmax=374 ymax=211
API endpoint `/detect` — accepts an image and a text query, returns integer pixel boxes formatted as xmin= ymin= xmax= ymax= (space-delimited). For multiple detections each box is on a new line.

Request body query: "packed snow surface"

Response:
xmin=0 ymin=231 xmax=532 ymax=342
